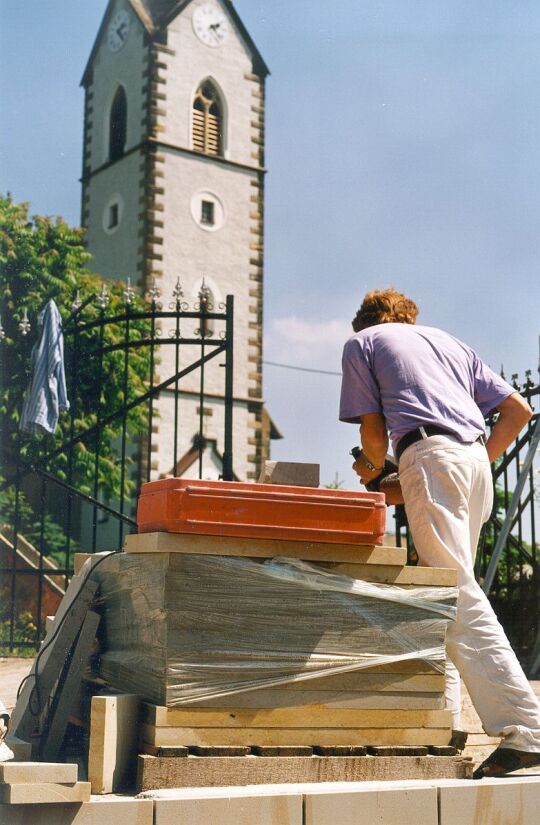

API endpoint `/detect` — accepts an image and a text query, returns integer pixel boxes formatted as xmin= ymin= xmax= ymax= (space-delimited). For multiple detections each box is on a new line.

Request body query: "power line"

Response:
xmin=263 ymin=360 xmax=341 ymax=377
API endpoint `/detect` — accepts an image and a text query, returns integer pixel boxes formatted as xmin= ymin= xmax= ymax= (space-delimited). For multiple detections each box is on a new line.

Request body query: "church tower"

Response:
xmin=80 ymin=0 xmax=277 ymax=481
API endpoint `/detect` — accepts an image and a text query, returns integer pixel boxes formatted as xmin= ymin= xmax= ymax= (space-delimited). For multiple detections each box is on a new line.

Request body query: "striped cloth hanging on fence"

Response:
xmin=19 ymin=299 xmax=69 ymax=435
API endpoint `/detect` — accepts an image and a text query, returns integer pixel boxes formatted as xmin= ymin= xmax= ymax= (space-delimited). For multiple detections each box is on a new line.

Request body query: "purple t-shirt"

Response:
xmin=339 ymin=323 xmax=514 ymax=453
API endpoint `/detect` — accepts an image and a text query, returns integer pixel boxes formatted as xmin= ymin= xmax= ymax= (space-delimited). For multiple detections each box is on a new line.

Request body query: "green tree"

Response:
xmin=0 ymin=194 xmax=152 ymax=558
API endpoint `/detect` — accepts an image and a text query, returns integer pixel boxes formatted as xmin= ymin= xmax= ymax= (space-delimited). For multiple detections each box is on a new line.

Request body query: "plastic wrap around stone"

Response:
xmin=90 ymin=553 xmax=457 ymax=707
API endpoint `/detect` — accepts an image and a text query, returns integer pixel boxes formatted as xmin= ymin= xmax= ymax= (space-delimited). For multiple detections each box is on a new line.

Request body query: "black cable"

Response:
xmin=263 ymin=360 xmax=341 ymax=376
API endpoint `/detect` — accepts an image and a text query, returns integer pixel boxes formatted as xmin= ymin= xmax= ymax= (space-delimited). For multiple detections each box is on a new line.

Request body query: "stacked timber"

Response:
xmin=89 ymin=478 xmax=458 ymax=754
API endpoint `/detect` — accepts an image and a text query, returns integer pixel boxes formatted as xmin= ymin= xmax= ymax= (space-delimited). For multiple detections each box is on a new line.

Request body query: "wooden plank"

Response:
xmin=317 ymin=562 xmax=458 ymax=587
xmin=40 ymin=610 xmax=100 ymax=761
xmin=140 ymin=724 xmax=452 ymax=748
xmin=0 ymin=761 xmax=78 ymax=784
xmin=136 ymin=753 xmax=472 ymax=791
xmin=144 ymin=706 xmax=451 ymax=729
xmin=124 ymin=532 xmax=407 ymax=565
xmin=166 ymin=690 xmax=444 ymax=710
xmin=0 ymin=781 xmax=91 ymax=804
xmin=88 ymin=693 xmax=142 ymax=794
xmin=9 ymin=577 xmax=98 ymax=746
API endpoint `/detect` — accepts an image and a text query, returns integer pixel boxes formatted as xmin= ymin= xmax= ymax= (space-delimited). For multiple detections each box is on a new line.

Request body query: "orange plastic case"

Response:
xmin=137 ymin=479 xmax=386 ymax=545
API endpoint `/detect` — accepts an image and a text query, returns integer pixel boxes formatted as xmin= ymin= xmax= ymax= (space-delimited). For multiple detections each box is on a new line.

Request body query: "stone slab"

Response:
xmin=0 ymin=781 xmax=91 ymax=804
xmin=319 ymin=561 xmax=458 ymax=586
xmin=258 ymin=461 xmax=320 ymax=488
xmin=88 ymin=693 xmax=141 ymax=794
xmin=153 ymin=792 xmax=303 ymax=825
xmin=145 ymin=706 xmax=451 ymax=728
xmin=140 ymin=723 xmax=452 ymax=747
xmin=0 ymin=796 xmax=153 ymax=824
xmin=0 ymin=761 xmax=78 ymax=784
xmin=74 ymin=552 xmax=112 ymax=576
xmin=137 ymin=754 xmax=472 ymax=792
xmin=438 ymin=776 xmax=540 ymax=825
xmin=124 ymin=531 xmax=407 ymax=564
xmin=305 ymin=785 xmax=438 ymax=825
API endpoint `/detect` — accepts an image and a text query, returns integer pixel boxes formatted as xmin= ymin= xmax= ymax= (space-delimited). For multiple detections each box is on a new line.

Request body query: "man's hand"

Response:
xmin=354 ymin=412 xmax=388 ymax=484
xmin=351 ymin=451 xmax=384 ymax=484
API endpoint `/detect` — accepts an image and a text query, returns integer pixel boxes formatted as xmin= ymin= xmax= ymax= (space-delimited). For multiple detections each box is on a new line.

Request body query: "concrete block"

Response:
xmin=88 ymin=693 xmax=141 ymax=793
xmin=439 ymin=776 xmax=540 ymax=825
xmin=154 ymin=792 xmax=303 ymax=825
xmin=305 ymin=785 xmax=438 ymax=825
xmin=259 ymin=461 xmax=320 ymax=487
xmin=0 ymin=780 xmax=91 ymax=804
xmin=0 ymin=761 xmax=78 ymax=784
xmin=0 ymin=796 xmax=153 ymax=824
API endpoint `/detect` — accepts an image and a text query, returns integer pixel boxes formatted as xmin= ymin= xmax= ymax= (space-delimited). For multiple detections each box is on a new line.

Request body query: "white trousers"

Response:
xmin=399 ymin=435 xmax=540 ymax=752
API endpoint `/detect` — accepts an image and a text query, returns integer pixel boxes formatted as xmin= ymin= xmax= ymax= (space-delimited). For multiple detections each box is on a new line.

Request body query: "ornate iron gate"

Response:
xmin=0 ymin=281 xmax=234 ymax=652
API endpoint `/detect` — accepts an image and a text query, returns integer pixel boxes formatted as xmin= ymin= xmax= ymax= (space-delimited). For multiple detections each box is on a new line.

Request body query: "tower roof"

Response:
xmin=82 ymin=0 xmax=269 ymax=86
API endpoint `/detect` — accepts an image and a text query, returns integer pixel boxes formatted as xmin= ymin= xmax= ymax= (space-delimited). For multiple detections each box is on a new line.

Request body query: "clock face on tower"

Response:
xmin=192 ymin=4 xmax=229 ymax=47
xmin=107 ymin=10 xmax=130 ymax=52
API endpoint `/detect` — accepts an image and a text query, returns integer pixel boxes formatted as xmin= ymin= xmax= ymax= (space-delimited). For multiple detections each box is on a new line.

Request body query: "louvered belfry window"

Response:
xmin=192 ymin=82 xmax=223 ymax=156
xmin=109 ymin=86 xmax=127 ymax=162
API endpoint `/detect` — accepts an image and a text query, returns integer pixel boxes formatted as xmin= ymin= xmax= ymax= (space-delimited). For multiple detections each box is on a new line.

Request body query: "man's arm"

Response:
xmin=352 ymin=412 xmax=389 ymax=483
xmin=485 ymin=392 xmax=532 ymax=463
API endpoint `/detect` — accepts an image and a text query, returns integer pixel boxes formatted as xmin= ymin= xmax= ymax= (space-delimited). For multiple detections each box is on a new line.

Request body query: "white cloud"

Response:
xmin=264 ymin=316 xmax=352 ymax=371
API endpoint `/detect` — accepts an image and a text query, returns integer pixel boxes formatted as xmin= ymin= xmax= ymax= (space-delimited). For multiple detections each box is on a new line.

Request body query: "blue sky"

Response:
xmin=1 ymin=1 xmax=539 ymax=487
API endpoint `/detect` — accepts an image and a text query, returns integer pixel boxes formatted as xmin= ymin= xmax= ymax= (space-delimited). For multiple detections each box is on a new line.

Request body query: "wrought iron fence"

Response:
xmin=0 ymin=279 xmax=234 ymax=652
xmin=477 ymin=374 xmax=540 ymax=668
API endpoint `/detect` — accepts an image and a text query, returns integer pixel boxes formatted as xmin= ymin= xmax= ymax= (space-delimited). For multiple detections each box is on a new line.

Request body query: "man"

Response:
xmin=339 ymin=287 xmax=540 ymax=778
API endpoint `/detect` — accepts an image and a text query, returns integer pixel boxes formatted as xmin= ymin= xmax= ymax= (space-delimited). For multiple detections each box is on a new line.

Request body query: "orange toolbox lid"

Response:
xmin=137 ymin=478 xmax=386 ymax=545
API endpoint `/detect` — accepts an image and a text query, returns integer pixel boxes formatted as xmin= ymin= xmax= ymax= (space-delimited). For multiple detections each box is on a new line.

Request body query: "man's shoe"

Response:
xmin=449 ymin=730 xmax=468 ymax=752
xmin=473 ymin=746 xmax=540 ymax=779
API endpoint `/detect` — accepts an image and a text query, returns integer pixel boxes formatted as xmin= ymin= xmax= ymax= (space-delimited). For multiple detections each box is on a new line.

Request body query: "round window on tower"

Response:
xmin=190 ymin=190 xmax=225 ymax=232
xmin=102 ymin=193 xmax=124 ymax=235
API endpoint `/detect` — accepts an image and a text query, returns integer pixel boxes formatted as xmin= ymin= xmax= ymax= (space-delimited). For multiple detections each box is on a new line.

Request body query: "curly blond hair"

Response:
xmin=352 ymin=288 xmax=419 ymax=332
